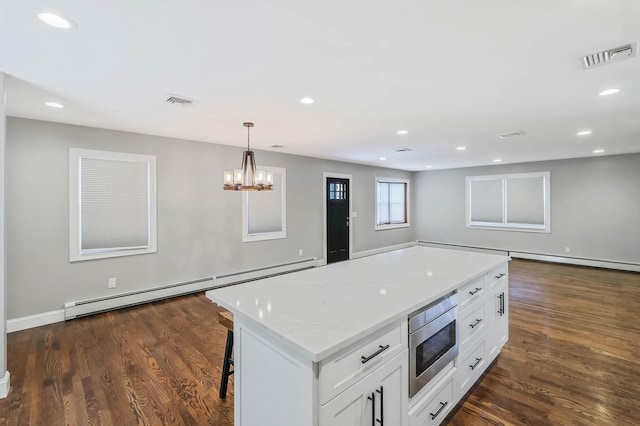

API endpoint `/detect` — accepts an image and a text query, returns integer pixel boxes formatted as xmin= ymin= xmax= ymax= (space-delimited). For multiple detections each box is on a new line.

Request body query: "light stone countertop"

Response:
xmin=206 ymin=246 xmax=509 ymax=362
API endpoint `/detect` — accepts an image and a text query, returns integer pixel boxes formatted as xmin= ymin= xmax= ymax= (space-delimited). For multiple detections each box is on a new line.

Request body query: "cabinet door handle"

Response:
xmin=469 ymin=318 xmax=482 ymax=329
xmin=495 ymin=272 xmax=506 ymax=279
xmin=497 ymin=293 xmax=505 ymax=316
xmin=376 ymin=386 xmax=384 ymax=425
xmin=469 ymin=287 xmax=482 ymax=296
xmin=361 ymin=344 xmax=390 ymax=364
xmin=469 ymin=357 xmax=483 ymax=370
xmin=368 ymin=392 xmax=375 ymax=426
xmin=430 ymin=401 xmax=448 ymax=420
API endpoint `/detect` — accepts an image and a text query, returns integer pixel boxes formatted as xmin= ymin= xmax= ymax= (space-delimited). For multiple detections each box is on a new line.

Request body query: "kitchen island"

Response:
xmin=206 ymin=246 xmax=510 ymax=425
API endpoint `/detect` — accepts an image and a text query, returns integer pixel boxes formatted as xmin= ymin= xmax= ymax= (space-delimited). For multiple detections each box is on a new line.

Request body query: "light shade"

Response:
xmin=224 ymin=122 xmax=273 ymax=191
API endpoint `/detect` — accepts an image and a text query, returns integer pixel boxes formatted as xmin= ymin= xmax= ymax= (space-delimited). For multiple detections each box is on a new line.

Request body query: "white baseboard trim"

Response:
xmin=510 ymin=252 xmax=640 ymax=273
xmin=0 ymin=371 xmax=10 ymax=399
xmin=351 ymin=241 xmax=417 ymax=260
xmin=7 ymin=309 xmax=65 ymax=333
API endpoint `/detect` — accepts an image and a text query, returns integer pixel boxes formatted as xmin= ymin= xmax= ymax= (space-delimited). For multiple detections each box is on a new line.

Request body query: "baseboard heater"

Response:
xmin=417 ymin=240 xmax=640 ymax=273
xmin=417 ymin=240 xmax=509 ymax=256
xmin=64 ymin=258 xmax=318 ymax=320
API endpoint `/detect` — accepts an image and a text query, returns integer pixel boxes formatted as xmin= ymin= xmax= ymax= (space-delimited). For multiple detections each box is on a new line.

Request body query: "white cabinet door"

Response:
xmin=320 ymin=350 xmax=408 ymax=426
xmin=487 ymin=278 xmax=508 ymax=359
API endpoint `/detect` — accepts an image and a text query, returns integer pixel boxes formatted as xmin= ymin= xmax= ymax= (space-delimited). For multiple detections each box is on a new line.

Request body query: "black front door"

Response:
xmin=326 ymin=178 xmax=349 ymax=264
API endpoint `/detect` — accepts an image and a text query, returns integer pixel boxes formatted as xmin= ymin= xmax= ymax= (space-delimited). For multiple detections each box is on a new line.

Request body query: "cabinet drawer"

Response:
xmin=319 ymin=321 xmax=407 ymax=405
xmin=485 ymin=264 xmax=508 ymax=288
xmin=455 ymin=338 xmax=487 ymax=398
xmin=459 ymin=302 xmax=486 ymax=350
xmin=458 ymin=277 xmax=484 ymax=311
xmin=409 ymin=370 xmax=454 ymax=426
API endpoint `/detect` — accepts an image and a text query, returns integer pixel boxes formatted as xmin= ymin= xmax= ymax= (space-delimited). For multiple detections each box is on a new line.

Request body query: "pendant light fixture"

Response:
xmin=224 ymin=122 xmax=273 ymax=191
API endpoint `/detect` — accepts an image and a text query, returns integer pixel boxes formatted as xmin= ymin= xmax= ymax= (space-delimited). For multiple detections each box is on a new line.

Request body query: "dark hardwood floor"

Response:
xmin=0 ymin=294 xmax=234 ymax=425
xmin=447 ymin=259 xmax=640 ymax=426
xmin=0 ymin=259 xmax=639 ymax=425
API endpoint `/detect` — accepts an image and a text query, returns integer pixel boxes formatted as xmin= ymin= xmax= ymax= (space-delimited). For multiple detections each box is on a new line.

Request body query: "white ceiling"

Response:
xmin=1 ymin=0 xmax=639 ymax=171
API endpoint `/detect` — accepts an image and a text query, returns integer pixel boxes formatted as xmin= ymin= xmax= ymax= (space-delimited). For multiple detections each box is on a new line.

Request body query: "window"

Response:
xmin=243 ymin=167 xmax=286 ymax=242
xmin=69 ymin=149 xmax=157 ymax=261
xmin=466 ymin=171 xmax=550 ymax=232
xmin=328 ymin=181 xmax=347 ymax=200
xmin=375 ymin=177 xmax=410 ymax=230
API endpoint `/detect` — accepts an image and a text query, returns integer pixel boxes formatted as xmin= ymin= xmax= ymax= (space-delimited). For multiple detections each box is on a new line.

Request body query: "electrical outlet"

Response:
xmin=564 ymin=247 xmax=571 ymax=254
xmin=108 ymin=277 xmax=117 ymax=288
xmin=298 ymin=249 xmax=303 ymax=257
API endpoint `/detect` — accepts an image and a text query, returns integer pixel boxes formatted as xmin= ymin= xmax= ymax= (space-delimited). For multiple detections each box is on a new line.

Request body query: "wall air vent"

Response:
xmin=581 ymin=42 xmax=637 ymax=70
xmin=163 ymin=94 xmax=198 ymax=107
xmin=394 ymin=148 xmax=412 ymax=153
xmin=498 ymin=131 xmax=525 ymax=139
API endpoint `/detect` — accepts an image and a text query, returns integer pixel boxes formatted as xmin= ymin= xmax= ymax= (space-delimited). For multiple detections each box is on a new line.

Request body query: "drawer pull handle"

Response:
xmin=368 ymin=392 xmax=375 ymax=426
xmin=469 ymin=318 xmax=482 ymax=329
xmin=470 ymin=357 xmax=483 ymax=370
xmin=495 ymin=272 xmax=506 ymax=279
xmin=469 ymin=287 xmax=482 ymax=296
xmin=361 ymin=344 xmax=390 ymax=364
xmin=430 ymin=401 xmax=448 ymax=420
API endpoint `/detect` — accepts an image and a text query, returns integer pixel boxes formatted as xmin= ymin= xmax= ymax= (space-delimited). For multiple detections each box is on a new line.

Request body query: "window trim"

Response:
xmin=69 ymin=148 xmax=157 ymax=262
xmin=242 ymin=166 xmax=287 ymax=242
xmin=466 ymin=171 xmax=551 ymax=233
xmin=375 ymin=177 xmax=410 ymax=231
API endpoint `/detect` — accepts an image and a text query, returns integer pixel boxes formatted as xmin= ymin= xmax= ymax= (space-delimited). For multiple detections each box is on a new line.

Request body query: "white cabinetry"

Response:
xmin=485 ymin=264 xmax=509 ymax=359
xmin=408 ymin=367 xmax=456 ymax=426
xmin=320 ymin=350 xmax=408 ymax=426
xmin=454 ymin=263 xmax=509 ymax=403
xmin=319 ymin=321 xmax=407 ymax=405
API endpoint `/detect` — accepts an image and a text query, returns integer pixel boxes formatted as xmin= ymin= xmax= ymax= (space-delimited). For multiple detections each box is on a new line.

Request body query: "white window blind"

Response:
xmin=80 ymin=158 xmax=150 ymax=251
xmin=469 ymin=178 xmax=503 ymax=224
xmin=70 ymin=149 xmax=157 ymax=261
xmin=375 ymin=178 xmax=410 ymax=230
xmin=466 ymin=172 xmax=550 ymax=233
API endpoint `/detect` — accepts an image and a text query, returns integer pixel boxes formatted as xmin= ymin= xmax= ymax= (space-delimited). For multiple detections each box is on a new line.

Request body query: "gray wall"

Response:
xmin=1 ymin=73 xmax=7 ymax=377
xmin=414 ymin=154 xmax=640 ymax=265
xmin=6 ymin=117 xmax=413 ymax=319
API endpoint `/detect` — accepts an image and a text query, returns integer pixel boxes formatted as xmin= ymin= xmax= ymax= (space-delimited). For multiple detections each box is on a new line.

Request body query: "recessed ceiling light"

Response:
xmin=493 ymin=159 xmax=502 ymax=163
xmin=38 ymin=12 xmax=77 ymax=29
xmin=379 ymin=157 xmax=386 ymax=161
xmin=456 ymin=146 xmax=466 ymax=151
xmin=593 ymin=149 xmax=605 ymax=154
xmin=300 ymin=97 xmax=314 ymax=104
xmin=576 ymin=130 xmax=592 ymax=136
xmin=397 ymin=130 xmax=408 ymax=135
xmin=598 ymin=88 xmax=620 ymax=96
xmin=45 ymin=101 xmax=64 ymax=108
xmin=425 ymin=165 xmax=433 ymax=169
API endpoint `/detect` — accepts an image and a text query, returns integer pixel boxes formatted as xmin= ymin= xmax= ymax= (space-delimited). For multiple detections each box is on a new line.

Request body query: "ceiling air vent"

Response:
xmin=163 ymin=94 xmax=198 ymax=107
xmin=394 ymin=148 xmax=412 ymax=153
xmin=498 ymin=131 xmax=525 ymax=139
xmin=581 ymin=42 xmax=637 ymax=70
